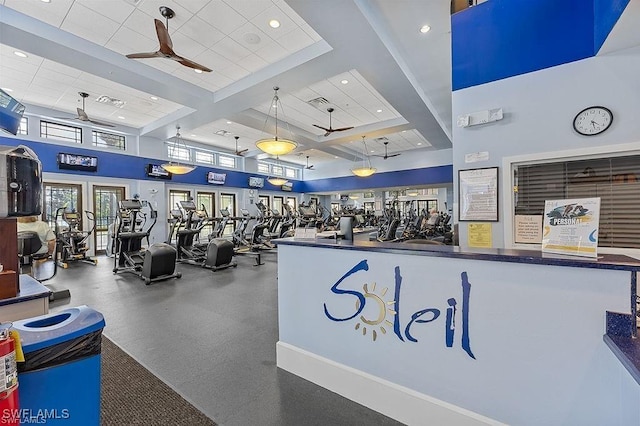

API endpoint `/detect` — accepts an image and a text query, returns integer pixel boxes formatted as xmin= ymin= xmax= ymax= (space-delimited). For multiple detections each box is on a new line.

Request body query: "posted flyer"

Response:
xmin=541 ymin=197 xmax=600 ymax=258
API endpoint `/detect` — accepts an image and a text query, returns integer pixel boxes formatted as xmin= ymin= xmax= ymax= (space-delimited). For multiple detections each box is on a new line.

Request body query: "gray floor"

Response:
xmin=47 ymin=248 xmax=403 ymax=426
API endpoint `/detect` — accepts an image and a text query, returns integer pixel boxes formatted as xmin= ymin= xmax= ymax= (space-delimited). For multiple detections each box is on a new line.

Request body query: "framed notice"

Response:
xmin=541 ymin=197 xmax=600 ymax=258
xmin=459 ymin=167 xmax=498 ymax=221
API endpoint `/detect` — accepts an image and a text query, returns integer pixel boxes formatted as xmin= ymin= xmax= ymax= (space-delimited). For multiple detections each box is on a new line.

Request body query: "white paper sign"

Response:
xmin=541 ymin=197 xmax=600 ymax=258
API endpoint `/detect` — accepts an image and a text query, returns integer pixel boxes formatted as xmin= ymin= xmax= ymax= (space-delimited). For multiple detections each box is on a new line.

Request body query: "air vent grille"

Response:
xmin=95 ymin=95 xmax=126 ymax=108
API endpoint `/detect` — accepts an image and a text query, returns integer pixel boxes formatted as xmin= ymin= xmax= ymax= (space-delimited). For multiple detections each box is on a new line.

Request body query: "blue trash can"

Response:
xmin=14 ymin=306 xmax=105 ymax=425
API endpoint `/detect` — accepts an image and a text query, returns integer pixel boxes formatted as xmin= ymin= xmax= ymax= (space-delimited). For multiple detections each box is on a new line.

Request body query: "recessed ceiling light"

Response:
xmin=376 ymin=109 xmax=383 ymax=113
xmin=194 ymin=69 xmax=203 ymax=74
xmin=150 ymin=96 xmax=158 ymax=101
xmin=334 ymin=156 xmax=338 ymax=158
xmin=13 ymin=51 xmax=27 ymax=58
xmin=370 ymin=150 xmax=375 ymax=153
xmin=226 ymin=121 xmax=232 ymax=124
xmin=417 ymin=142 xmax=422 ymax=145
xmin=269 ymin=19 xmax=280 ymax=28
xmin=341 ymin=79 xmax=349 ymax=85
xmin=191 ymin=134 xmax=197 ymax=137
xmin=402 ymin=130 xmax=407 ymax=133
xmin=2 ymin=88 xmax=13 ymax=92
xmin=420 ymin=25 xmax=431 ymax=34
xmin=117 ymin=116 xmax=126 ymax=120
xmin=41 ymin=0 xmax=51 ymax=3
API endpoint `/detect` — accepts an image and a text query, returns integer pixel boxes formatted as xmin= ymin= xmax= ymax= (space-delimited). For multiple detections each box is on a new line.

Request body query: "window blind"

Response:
xmin=514 ymin=155 xmax=640 ymax=249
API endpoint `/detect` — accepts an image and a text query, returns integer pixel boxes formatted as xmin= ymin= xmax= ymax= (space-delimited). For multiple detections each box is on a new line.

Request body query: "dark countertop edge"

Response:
xmin=0 ymin=275 xmax=52 ymax=307
xmin=273 ymin=238 xmax=640 ymax=272
xmin=603 ymin=335 xmax=640 ymax=385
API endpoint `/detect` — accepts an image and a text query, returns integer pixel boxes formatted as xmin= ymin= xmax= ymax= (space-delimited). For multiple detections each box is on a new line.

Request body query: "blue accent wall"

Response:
xmin=301 ymin=165 xmax=453 ymax=193
xmin=452 ymin=0 xmax=629 ymax=91
xmin=1 ymin=137 xmax=453 ymax=194
xmin=0 ymin=136 xmax=300 ymax=192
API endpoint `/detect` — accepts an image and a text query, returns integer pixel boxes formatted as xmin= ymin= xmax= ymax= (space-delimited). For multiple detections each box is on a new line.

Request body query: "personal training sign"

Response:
xmin=542 ymin=197 xmax=600 ymax=258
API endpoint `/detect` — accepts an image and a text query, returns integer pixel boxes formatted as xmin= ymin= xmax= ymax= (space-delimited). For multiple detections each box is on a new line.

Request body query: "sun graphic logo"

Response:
xmin=353 ymin=282 xmax=396 ymax=341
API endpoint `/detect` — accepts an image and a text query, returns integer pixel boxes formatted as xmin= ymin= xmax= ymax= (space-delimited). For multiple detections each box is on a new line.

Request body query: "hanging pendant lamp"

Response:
xmin=162 ymin=125 xmax=196 ymax=175
xmin=351 ymin=136 xmax=376 ymax=177
xmin=256 ymin=87 xmax=297 ymax=156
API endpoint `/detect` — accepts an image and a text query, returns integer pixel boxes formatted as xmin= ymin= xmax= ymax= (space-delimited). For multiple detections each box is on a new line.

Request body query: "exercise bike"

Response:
xmin=54 ymin=207 xmax=98 ymax=268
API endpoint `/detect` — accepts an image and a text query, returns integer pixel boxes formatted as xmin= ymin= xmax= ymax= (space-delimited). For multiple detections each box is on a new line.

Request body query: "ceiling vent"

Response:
xmin=215 ymin=130 xmax=231 ymax=137
xmin=306 ymin=97 xmax=330 ymax=110
xmin=374 ymin=137 xmax=389 ymax=142
xmin=95 ymin=95 xmax=126 ymax=108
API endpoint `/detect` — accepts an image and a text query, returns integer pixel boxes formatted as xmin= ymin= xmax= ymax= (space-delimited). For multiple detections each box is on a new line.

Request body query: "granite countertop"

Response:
xmin=274 ymin=238 xmax=640 ymax=272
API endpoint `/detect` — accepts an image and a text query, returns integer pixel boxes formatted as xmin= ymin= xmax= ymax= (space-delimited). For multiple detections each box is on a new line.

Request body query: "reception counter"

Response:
xmin=275 ymin=238 xmax=640 ymax=425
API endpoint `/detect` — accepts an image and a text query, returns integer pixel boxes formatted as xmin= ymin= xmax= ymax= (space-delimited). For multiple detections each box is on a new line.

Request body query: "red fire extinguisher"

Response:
xmin=0 ymin=328 xmax=19 ymax=426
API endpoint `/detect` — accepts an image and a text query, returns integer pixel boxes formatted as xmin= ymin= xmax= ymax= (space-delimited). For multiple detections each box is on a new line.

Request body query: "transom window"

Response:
xmin=257 ymin=162 xmax=270 ymax=174
xmin=92 ymin=130 xmax=125 ymax=150
xmin=18 ymin=117 xmax=28 ymax=135
xmin=195 ymin=151 xmax=215 ymax=165
xmin=218 ymin=155 xmax=236 ymax=168
xmin=41 ymin=121 xmax=82 ymax=144
xmin=167 ymin=144 xmax=190 ymax=161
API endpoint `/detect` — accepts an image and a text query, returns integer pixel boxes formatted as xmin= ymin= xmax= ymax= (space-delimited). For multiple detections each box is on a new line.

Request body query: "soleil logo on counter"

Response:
xmin=323 ymin=260 xmax=475 ymax=359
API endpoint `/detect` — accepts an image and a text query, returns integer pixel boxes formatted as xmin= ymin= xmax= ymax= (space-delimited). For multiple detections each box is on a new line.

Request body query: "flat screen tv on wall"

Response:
xmin=57 ymin=152 xmax=98 ymax=172
xmin=146 ymin=163 xmax=172 ymax=180
xmin=0 ymin=89 xmax=25 ymax=135
xmin=207 ymin=171 xmax=226 ymax=185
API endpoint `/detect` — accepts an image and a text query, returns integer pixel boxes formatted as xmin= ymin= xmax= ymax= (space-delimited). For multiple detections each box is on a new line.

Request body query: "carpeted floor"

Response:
xmin=101 ymin=336 xmax=216 ymax=426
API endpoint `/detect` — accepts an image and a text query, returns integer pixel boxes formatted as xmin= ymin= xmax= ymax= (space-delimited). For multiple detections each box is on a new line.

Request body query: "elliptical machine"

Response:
xmin=112 ymin=198 xmax=181 ymax=284
xmin=175 ymin=200 xmax=236 ymax=271
xmin=54 ymin=207 xmax=98 ymax=268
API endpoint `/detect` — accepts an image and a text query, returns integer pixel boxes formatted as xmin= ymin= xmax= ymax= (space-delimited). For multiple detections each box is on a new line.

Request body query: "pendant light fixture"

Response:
xmin=162 ymin=125 xmax=196 ymax=175
xmin=267 ymin=156 xmax=289 ymax=186
xmin=256 ymin=86 xmax=298 ymax=156
xmin=351 ymin=136 xmax=377 ymax=177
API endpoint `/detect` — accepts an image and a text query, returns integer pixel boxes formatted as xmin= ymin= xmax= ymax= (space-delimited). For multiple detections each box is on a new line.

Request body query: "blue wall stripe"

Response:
xmin=1 ymin=137 xmax=453 ymax=194
xmin=452 ymin=0 xmax=628 ymax=91
xmin=0 ymin=136 xmax=300 ymax=192
xmin=301 ymin=165 xmax=453 ymax=193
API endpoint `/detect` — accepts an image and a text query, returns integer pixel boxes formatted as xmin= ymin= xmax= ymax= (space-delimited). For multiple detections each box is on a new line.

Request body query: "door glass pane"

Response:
xmin=220 ymin=193 xmax=236 ymax=237
xmin=196 ymin=192 xmax=215 ymax=239
xmin=93 ymin=186 xmax=125 ymax=253
xmin=169 ymin=190 xmax=190 ymax=214
xmin=43 ymin=184 xmax=82 ymax=228
xmin=273 ymin=197 xmax=284 ymax=215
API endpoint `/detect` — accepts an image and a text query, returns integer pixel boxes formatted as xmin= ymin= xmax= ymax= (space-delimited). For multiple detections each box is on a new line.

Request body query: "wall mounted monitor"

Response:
xmin=0 ymin=89 xmax=25 ymax=135
xmin=57 ymin=152 xmax=98 ymax=172
xmin=207 ymin=171 xmax=226 ymax=185
xmin=281 ymin=182 xmax=293 ymax=192
xmin=248 ymin=176 xmax=264 ymax=188
xmin=146 ymin=163 xmax=172 ymax=180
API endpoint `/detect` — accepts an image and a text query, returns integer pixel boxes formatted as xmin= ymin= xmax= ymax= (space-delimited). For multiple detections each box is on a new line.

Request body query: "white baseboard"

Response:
xmin=276 ymin=342 xmax=504 ymax=426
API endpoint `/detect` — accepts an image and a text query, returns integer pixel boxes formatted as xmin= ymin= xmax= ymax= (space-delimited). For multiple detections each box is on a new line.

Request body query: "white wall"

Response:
xmin=452 ymin=45 xmax=640 ymax=249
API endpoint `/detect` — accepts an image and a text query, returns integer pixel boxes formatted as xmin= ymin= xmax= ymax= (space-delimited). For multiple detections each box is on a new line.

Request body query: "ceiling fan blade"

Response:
xmin=88 ymin=119 xmax=116 ymax=128
xmin=236 ymin=149 xmax=248 ymax=155
xmin=154 ymin=19 xmax=173 ymax=52
xmin=332 ymin=126 xmax=354 ymax=132
xmin=77 ymin=108 xmax=89 ymax=121
xmin=387 ymin=153 xmax=402 ymax=158
xmin=174 ymin=55 xmax=212 ymax=72
xmin=126 ymin=51 xmax=163 ymax=59
xmin=312 ymin=124 xmax=330 ymax=132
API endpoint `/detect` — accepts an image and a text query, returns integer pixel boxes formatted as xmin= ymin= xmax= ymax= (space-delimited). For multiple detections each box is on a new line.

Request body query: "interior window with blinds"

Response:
xmin=513 ymin=154 xmax=640 ymax=249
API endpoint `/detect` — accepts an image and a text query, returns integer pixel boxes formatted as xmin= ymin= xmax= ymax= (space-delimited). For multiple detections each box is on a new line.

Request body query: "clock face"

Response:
xmin=573 ymin=106 xmax=613 ymax=136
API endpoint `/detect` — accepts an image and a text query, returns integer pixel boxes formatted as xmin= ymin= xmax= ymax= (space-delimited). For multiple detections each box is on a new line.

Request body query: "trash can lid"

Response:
xmin=12 ymin=305 xmax=105 ymax=353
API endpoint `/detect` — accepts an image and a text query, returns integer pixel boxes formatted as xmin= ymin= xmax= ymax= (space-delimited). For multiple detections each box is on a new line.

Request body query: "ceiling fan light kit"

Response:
xmin=256 ymin=87 xmax=298 ymax=156
xmin=162 ymin=125 xmax=196 ymax=175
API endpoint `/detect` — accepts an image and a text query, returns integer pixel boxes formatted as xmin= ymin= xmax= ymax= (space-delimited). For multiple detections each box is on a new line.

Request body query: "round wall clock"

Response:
xmin=573 ymin=106 xmax=613 ymax=136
